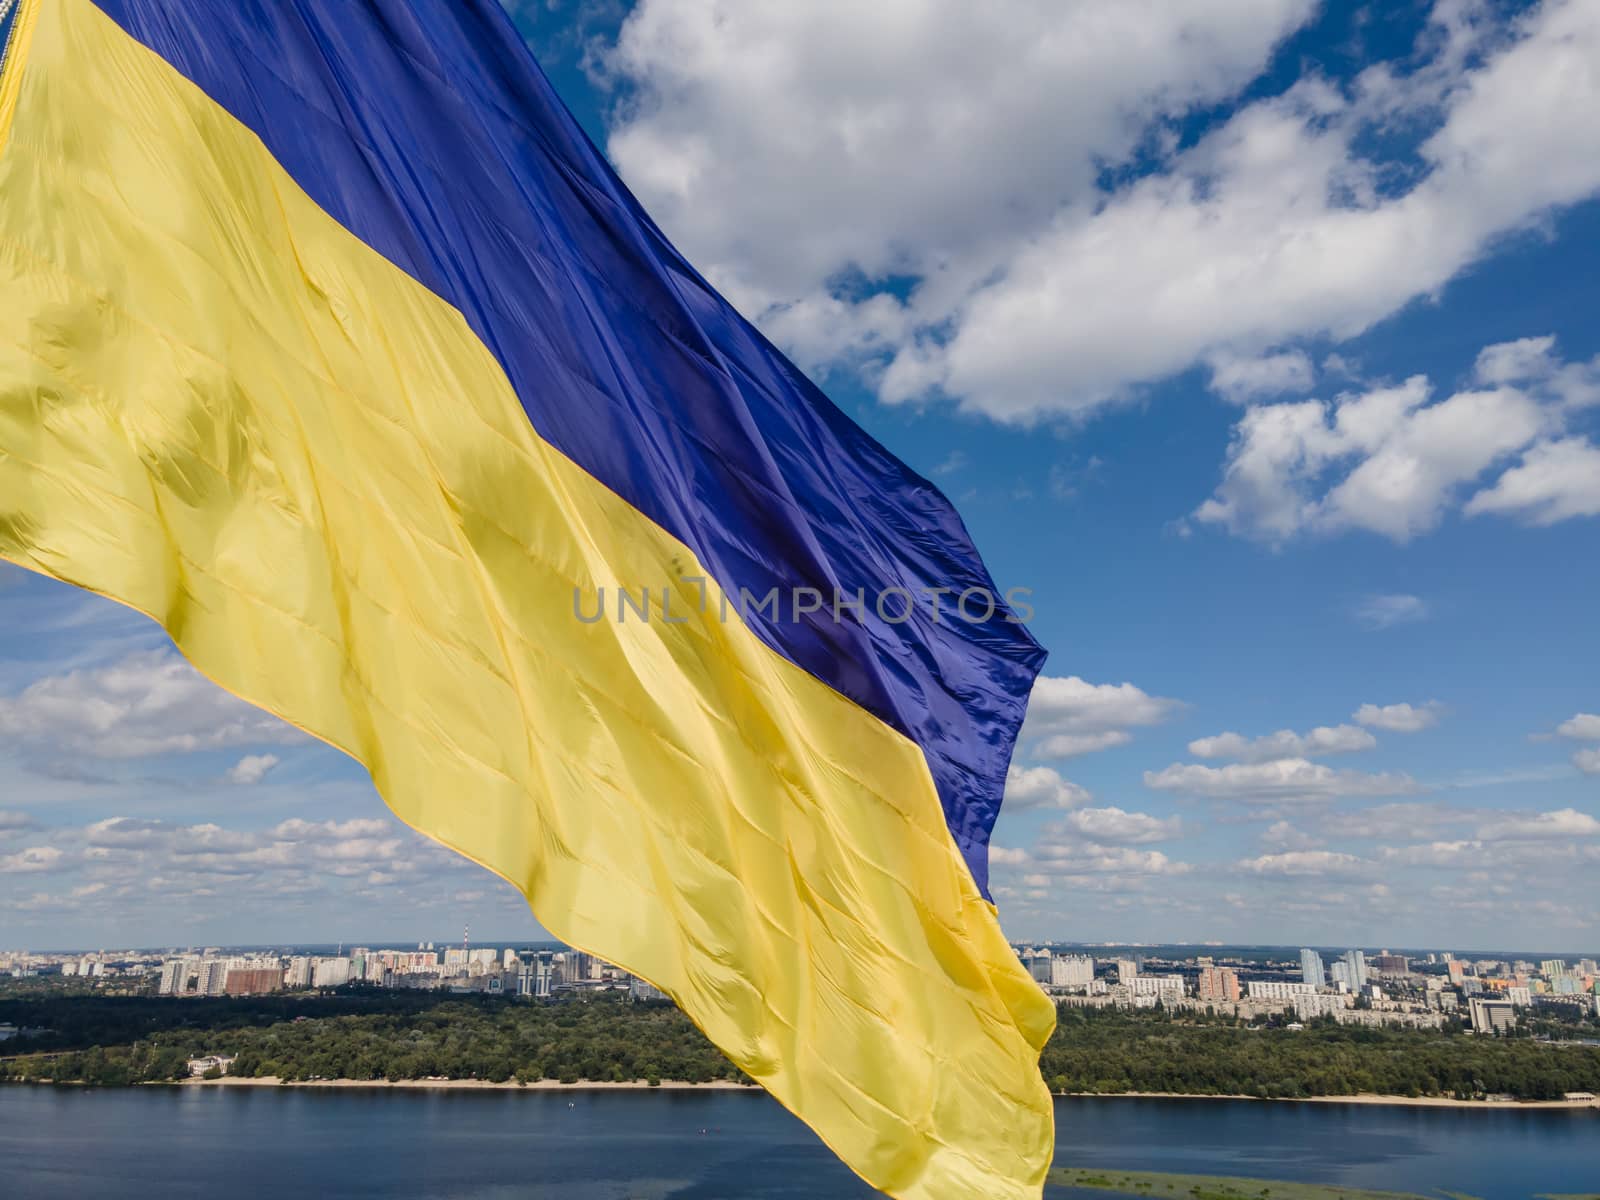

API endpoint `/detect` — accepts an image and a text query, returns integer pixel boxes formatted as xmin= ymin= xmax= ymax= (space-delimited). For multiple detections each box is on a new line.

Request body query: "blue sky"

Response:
xmin=3 ymin=0 xmax=1598 ymax=952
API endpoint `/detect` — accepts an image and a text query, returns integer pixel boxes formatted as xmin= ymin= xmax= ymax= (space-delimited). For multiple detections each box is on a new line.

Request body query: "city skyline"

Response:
xmin=4 ymin=0 xmax=1600 ymax=950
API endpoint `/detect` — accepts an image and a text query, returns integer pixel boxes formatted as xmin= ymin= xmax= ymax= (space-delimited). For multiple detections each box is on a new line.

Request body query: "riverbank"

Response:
xmin=1051 ymin=1166 xmax=1444 ymax=1200
xmin=172 ymin=1077 xmax=1600 ymax=1108
xmin=182 ymin=1075 xmax=752 ymax=1092
xmin=1061 ymin=1090 xmax=1599 ymax=1110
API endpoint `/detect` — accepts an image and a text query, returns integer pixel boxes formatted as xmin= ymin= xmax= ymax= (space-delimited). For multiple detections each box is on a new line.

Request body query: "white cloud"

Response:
xmin=1144 ymin=758 xmax=1422 ymax=803
xmin=1574 ymin=748 xmax=1600 ymax=776
xmin=1260 ymin=820 xmax=1322 ymax=851
xmin=1028 ymin=839 xmax=1190 ymax=878
xmin=0 ymin=651 xmax=299 ymax=758
xmin=1059 ymin=806 xmax=1183 ymax=845
xmin=1354 ymin=701 xmax=1444 ymax=733
xmin=1476 ymin=808 xmax=1600 ymax=841
xmin=1555 ymin=713 xmax=1600 ymax=740
xmin=920 ymin=1 xmax=1599 ymax=419
xmin=1466 ymin=438 xmax=1600 ymax=525
xmin=1003 ymin=764 xmax=1092 ymax=812
xmin=1474 ymin=334 xmax=1600 ymax=406
xmin=226 ymin=754 xmax=282 ymax=786
xmin=599 ymin=0 xmax=1600 ymax=428
xmin=1236 ymin=849 xmax=1368 ymax=877
xmin=608 ymin=0 xmax=1317 ymax=379
xmin=1207 ymin=350 xmax=1316 ymax=404
xmin=1018 ymin=674 xmax=1181 ymax=759
xmin=0 ymin=845 xmax=65 ymax=874
xmin=1188 ymin=723 xmax=1376 ymax=762
xmin=1195 ymin=370 xmax=1561 ymax=542
xmin=1352 ymin=594 xmax=1429 ymax=630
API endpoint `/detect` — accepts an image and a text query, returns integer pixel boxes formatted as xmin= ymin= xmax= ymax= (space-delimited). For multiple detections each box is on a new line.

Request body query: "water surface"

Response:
xmin=1 ymin=1087 xmax=1594 ymax=1198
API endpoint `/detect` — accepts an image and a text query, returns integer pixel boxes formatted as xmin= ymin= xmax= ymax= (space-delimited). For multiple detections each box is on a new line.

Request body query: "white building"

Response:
xmin=1293 ymin=993 xmax=1349 ymax=1019
xmin=312 ymin=958 xmax=352 ymax=988
xmin=1050 ymin=954 xmax=1095 ymax=989
xmin=158 ymin=958 xmax=194 ymax=996
xmin=1468 ymin=997 xmax=1517 ymax=1034
xmin=1300 ymin=949 xmax=1325 ymax=988
xmin=1246 ymin=980 xmax=1318 ymax=1001
xmin=1131 ymin=974 xmax=1184 ymax=1001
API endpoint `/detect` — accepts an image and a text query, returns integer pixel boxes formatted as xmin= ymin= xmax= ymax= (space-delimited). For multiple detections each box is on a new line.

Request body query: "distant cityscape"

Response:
xmin=4 ymin=940 xmax=1598 ymax=1043
xmin=1013 ymin=946 xmax=1600 ymax=1037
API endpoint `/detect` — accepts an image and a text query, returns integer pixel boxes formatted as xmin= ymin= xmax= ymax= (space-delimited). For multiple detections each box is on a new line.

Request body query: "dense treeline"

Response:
xmin=1039 ymin=1008 xmax=1600 ymax=1100
xmin=0 ymin=992 xmax=746 ymax=1088
xmin=4 ymin=992 xmax=1598 ymax=1100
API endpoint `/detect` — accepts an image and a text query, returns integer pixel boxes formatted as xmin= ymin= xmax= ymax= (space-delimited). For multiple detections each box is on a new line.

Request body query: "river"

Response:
xmin=1 ymin=1087 xmax=1594 ymax=1198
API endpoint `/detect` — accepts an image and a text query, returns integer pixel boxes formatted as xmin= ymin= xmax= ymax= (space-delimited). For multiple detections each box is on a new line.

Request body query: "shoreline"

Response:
xmin=1058 ymin=1090 xmax=1599 ymax=1110
xmin=181 ymin=1076 xmax=752 ymax=1092
xmin=167 ymin=1078 xmax=1599 ymax=1108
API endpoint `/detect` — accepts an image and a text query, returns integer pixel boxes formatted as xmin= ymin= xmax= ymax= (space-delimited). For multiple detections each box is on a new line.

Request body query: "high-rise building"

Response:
xmin=1050 ymin=954 xmax=1095 ymax=989
xmin=1027 ymin=949 xmax=1052 ymax=985
xmin=158 ymin=958 xmax=193 ymax=996
xmin=195 ymin=959 xmax=231 ymax=997
xmin=1540 ymin=958 xmax=1569 ymax=979
xmin=1370 ymin=954 xmax=1409 ymax=974
xmin=1115 ymin=958 xmax=1138 ymax=984
xmin=1197 ymin=966 xmax=1240 ymax=1002
xmin=224 ymin=967 xmax=285 ymax=996
xmin=1343 ymin=949 xmax=1369 ymax=990
xmin=1299 ymin=949 xmax=1325 ymax=988
xmin=286 ymin=957 xmax=314 ymax=988
xmin=1468 ymin=997 xmax=1517 ymax=1035
xmin=311 ymin=958 xmax=352 ymax=988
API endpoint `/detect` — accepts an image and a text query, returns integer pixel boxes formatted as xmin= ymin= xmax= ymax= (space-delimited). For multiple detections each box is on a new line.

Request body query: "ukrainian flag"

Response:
xmin=0 ymin=1 xmax=1054 ymax=1193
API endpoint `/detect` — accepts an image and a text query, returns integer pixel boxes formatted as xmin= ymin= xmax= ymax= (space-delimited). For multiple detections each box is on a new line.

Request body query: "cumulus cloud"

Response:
xmin=1207 ymin=350 xmax=1316 ymax=405
xmin=0 ymin=651 xmax=299 ymax=758
xmin=1027 ymin=839 xmax=1191 ymax=878
xmin=1236 ymin=849 xmax=1368 ymax=878
xmin=608 ymin=0 xmax=1316 ymax=389
xmin=1463 ymin=437 xmax=1600 ymax=525
xmin=1354 ymin=701 xmax=1444 ymax=733
xmin=226 ymin=754 xmax=281 ymax=786
xmin=1188 ymin=723 xmax=1376 ymax=762
xmin=1554 ymin=713 xmax=1600 ymax=740
xmin=606 ymin=0 xmax=1600 ymax=422
xmin=1004 ymin=764 xmax=1092 ymax=812
xmin=1058 ymin=806 xmax=1183 ymax=845
xmin=0 ymin=845 xmax=66 ymax=874
xmin=1145 ymin=758 xmax=1422 ymax=803
xmin=1195 ymin=326 xmax=1600 ymax=545
xmin=1018 ymin=674 xmax=1182 ymax=759
xmin=1476 ymin=808 xmax=1600 ymax=841
xmin=1260 ymin=820 xmax=1322 ymax=851
xmin=0 ymin=809 xmax=503 ymax=928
